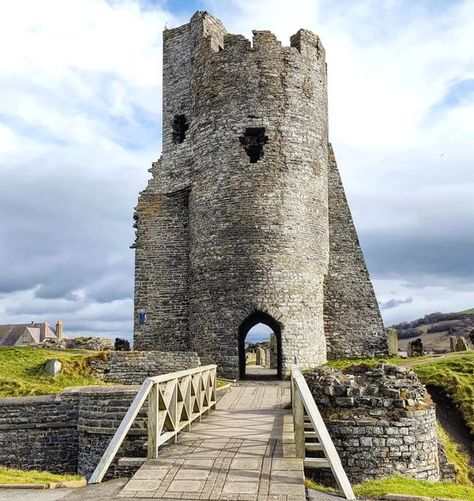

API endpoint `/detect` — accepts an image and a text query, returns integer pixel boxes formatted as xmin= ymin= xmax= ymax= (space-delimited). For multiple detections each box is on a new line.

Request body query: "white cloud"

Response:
xmin=0 ymin=0 xmax=473 ymax=337
xmin=0 ymin=0 xmax=182 ymax=340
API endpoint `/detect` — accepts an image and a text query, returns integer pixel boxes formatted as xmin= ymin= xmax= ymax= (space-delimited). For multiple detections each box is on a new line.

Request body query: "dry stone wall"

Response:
xmin=88 ymin=351 xmax=200 ymax=385
xmin=305 ymin=364 xmax=440 ymax=483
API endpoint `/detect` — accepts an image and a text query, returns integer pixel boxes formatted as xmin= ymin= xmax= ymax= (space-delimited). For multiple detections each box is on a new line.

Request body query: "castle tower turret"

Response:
xmin=133 ymin=12 xmax=387 ymax=378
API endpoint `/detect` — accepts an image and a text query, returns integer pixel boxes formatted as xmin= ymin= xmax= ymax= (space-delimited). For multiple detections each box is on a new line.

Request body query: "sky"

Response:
xmin=0 ymin=0 xmax=473 ymax=342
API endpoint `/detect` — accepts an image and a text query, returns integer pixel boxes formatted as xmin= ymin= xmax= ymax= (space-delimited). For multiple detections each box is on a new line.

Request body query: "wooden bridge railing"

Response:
xmin=290 ymin=365 xmax=355 ymax=500
xmin=89 ymin=364 xmax=217 ymax=484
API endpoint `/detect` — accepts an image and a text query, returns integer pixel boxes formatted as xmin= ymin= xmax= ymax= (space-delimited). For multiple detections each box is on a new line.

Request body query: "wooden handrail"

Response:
xmin=290 ymin=365 xmax=355 ymax=500
xmin=89 ymin=364 xmax=217 ymax=484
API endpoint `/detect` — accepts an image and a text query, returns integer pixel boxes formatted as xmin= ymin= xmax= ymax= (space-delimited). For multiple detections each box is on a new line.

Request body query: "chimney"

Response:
xmin=56 ymin=320 xmax=63 ymax=341
xmin=40 ymin=323 xmax=47 ymax=341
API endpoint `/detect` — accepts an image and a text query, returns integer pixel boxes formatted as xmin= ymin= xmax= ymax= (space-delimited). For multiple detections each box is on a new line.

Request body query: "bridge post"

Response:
xmin=292 ymin=374 xmax=306 ymax=458
xmin=147 ymin=383 xmax=159 ymax=458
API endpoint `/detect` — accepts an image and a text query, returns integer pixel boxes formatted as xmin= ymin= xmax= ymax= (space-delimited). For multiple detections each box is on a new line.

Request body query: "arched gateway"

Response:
xmin=132 ymin=11 xmax=388 ymax=379
xmin=238 ymin=312 xmax=283 ymax=380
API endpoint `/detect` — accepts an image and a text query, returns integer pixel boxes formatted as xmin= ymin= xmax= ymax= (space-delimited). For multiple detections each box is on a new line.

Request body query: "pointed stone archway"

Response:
xmin=238 ymin=311 xmax=283 ymax=380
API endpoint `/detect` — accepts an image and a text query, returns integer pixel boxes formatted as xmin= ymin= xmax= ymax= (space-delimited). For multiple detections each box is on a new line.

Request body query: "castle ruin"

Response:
xmin=133 ymin=12 xmax=388 ymax=378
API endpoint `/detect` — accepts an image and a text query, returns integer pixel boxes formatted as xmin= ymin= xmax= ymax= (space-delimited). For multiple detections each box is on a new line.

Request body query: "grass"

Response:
xmin=305 ymin=476 xmax=474 ymax=500
xmin=459 ymin=308 xmax=474 ymax=314
xmin=0 ymin=347 xmax=105 ymax=397
xmin=216 ymin=379 xmax=230 ymax=388
xmin=437 ymin=424 xmax=473 ymax=485
xmin=325 ymin=355 xmax=434 ymax=370
xmin=413 ymin=353 xmax=474 ymax=437
xmin=246 ymin=360 xmax=256 ymax=366
xmin=0 ymin=466 xmax=82 ymax=485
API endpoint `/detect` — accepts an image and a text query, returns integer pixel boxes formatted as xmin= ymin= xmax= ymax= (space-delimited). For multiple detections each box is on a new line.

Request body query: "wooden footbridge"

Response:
xmin=89 ymin=366 xmax=354 ymax=501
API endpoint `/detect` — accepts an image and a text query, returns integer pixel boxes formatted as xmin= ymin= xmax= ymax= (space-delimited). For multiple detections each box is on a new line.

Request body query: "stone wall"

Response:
xmin=437 ymin=437 xmax=457 ymax=482
xmin=74 ymin=386 xmax=147 ymax=479
xmin=133 ymin=188 xmax=191 ymax=351
xmin=305 ymin=364 xmax=440 ymax=483
xmin=0 ymin=393 xmax=78 ymax=473
xmin=88 ymin=351 xmax=200 ymax=385
xmin=0 ymin=386 xmax=147 ymax=479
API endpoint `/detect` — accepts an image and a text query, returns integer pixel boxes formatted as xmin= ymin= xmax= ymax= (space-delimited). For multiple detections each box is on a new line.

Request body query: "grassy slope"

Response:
xmin=437 ymin=424 xmax=473 ymax=485
xmin=413 ymin=353 xmax=474 ymax=437
xmin=326 ymin=353 xmax=474 ymax=436
xmin=305 ymin=477 xmax=474 ymax=500
xmin=0 ymin=347 xmax=105 ymax=397
xmin=325 ymin=355 xmax=429 ymax=370
xmin=0 ymin=466 xmax=81 ymax=484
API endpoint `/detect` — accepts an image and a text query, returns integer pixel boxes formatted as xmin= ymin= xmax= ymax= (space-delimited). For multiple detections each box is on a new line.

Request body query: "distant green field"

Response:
xmin=459 ymin=308 xmax=474 ymax=314
xmin=0 ymin=347 xmax=105 ymax=397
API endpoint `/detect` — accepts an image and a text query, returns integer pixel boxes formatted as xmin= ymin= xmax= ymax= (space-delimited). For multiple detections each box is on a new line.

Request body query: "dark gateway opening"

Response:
xmin=238 ymin=311 xmax=282 ymax=380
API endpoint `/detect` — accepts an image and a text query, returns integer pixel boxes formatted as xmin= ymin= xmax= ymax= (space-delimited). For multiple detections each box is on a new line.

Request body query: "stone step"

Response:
xmin=304 ymin=457 xmax=331 ymax=469
xmin=305 ymin=443 xmax=323 ymax=452
xmin=118 ymin=457 xmax=146 ymax=467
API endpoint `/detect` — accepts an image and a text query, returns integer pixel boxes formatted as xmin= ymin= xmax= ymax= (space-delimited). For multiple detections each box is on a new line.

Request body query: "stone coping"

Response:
xmin=0 ymin=384 xmax=141 ymax=405
xmin=0 ymin=378 xmax=227 ymax=404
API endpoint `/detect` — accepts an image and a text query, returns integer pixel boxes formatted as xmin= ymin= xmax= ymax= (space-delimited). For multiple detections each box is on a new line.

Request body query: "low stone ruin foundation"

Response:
xmin=305 ymin=363 xmax=440 ymax=483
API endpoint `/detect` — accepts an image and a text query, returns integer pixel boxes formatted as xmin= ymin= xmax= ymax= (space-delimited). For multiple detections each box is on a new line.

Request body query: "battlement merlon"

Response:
xmin=164 ymin=11 xmax=325 ymax=61
xmin=163 ymin=11 xmax=227 ymax=52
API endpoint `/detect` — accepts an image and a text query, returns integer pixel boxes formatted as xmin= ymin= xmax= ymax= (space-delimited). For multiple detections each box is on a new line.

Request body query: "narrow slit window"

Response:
xmin=172 ymin=114 xmax=189 ymax=144
xmin=239 ymin=127 xmax=268 ymax=163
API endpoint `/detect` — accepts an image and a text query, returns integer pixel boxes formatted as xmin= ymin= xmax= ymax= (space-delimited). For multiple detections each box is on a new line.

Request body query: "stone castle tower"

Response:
xmin=133 ymin=12 xmax=388 ymax=378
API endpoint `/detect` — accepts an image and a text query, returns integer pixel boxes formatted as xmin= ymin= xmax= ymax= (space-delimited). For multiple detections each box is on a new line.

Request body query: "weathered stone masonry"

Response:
xmin=0 ymin=393 xmax=79 ymax=473
xmin=88 ymin=350 xmax=200 ymax=385
xmin=305 ymin=364 xmax=440 ymax=483
xmin=0 ymin=386 xmax=146 ymax=479
xmin=133 ymin=11 xmax=388 ymax=378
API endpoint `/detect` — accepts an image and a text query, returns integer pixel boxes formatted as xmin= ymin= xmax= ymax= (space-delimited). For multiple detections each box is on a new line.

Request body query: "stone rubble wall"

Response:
xmin=133 ymin=188 xmax=191 ymax=351
xmin=88 ymin=350 xmax=200 ymax=385
xmin=0 ymin=386 xmax=147 ymax=479
xmin=304 ymin=364 xmax=440 ymax=483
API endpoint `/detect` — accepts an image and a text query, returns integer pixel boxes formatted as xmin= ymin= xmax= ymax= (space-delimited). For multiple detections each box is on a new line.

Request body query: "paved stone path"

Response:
xmin=117 ymin=381 xmax=305 ymax=500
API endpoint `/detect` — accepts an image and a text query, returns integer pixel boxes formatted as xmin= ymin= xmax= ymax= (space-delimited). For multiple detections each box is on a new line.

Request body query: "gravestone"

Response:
xmin=43 ymin=359 xmax=62 ymax=376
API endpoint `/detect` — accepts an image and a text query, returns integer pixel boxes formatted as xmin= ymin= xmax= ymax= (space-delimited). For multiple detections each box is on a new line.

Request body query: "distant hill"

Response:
xmin=390 ymin=310 xmax=474 ymax=353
